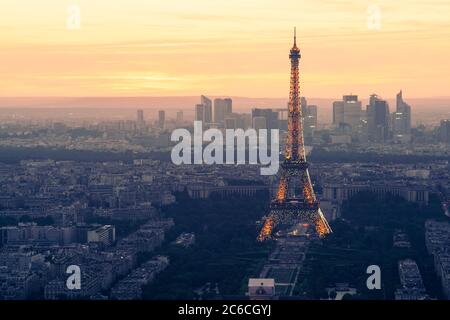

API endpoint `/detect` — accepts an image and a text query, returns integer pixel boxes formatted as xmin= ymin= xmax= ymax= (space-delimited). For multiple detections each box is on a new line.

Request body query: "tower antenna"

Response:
xmin=294 ymin=27 xmax=297 ymax=46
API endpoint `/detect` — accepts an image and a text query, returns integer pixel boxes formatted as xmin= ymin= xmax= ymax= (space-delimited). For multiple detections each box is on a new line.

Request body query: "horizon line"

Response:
xmin=1 ymin=95 xmax=450 ymax=100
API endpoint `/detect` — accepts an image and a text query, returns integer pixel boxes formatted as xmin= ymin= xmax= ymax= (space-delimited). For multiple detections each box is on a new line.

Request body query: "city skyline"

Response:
xmin=1 ymin=0 xmax=450 ymax=305
xmin=1 ymin=1 xmax=450 ymax=98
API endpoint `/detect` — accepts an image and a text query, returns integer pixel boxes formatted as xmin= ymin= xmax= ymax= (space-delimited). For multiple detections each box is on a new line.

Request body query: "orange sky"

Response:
xmin=1 ymin=0 xmax=449 ymax=98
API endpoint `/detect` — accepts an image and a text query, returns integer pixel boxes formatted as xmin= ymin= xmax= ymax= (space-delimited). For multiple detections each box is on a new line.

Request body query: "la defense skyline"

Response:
xmin=190 ymin=33 xmax=413 ymax=140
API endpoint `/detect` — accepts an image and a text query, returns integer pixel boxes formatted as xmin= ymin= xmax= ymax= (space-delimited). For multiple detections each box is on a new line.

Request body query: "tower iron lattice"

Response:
xmin=258 ymin=28 xmax=332 ymax=241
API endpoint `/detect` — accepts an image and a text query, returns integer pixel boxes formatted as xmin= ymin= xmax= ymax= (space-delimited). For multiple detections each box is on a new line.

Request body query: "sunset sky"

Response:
xmin=1 ymin=0 xmax=449 ymax=98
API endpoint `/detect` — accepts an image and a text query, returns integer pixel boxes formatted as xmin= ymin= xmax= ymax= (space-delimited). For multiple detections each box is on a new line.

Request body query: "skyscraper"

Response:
xmin=332 ymin=101 xmax=344 ymax=126
xmin=214 ymin=98 xmax=232 ymax=124
xmin=201 ymin=95 xmax=212 ymax=124
xmin=251 ymin=108 xmax=279 ymax=131
xmin=332 ymin=95 xmax=362 ymax=130
xmin=393 ymin=90 xmax=412 ymax=135
xmin=137 ymin=109 xmax=144 ymax=125
xmin=195 ymin=104 xmax=204 ymax=122
xmin=176 ymin=111 xmax=184 ymax=123
xmin=194 ymin=95 xmax=212 ymax=126
xmin=252 ymin=116 xmax=267 ymax=131
xmin=439 ymin=120 xmax=450 ymax=143
xmin=224 ymin=113 xmax=247 ymax=130
xmin=224 ymin=117 xmax=237 ymax=130
xmin=277 ymin=109 xmax=288 ymax=131
xmin=301 ymin=97 xmax=308 ymax=119
xmin=304 ymin=105 xmax=317 ymax=139
xmin=392 ymin=112 xmax=405 ymax=136
xmin=367 ymin=94 xmax=390 ymax=143
xmin=158 ymin=110 xmax=165 ymax=129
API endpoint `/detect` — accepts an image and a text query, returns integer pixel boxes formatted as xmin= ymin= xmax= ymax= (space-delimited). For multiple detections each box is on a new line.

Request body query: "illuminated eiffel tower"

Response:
xmin=258 ymin=28 xmax=332 ymax=241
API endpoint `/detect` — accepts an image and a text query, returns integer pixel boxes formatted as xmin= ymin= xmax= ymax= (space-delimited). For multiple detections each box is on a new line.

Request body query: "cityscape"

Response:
xmin=1 ymin=0 xmax=450 ymax=306
xmin=1 ymin=68 xmax=450 ymax=300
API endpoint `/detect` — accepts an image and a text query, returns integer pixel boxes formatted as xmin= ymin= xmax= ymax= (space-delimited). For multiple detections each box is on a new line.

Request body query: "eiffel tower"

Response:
xmin=258 ymin=28 xmax=332 ymax=241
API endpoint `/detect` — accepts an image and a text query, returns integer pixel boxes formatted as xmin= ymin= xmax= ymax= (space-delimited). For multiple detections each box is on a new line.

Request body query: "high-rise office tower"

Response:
xmin=304 ymin=105 xmax=317 ymax=139
xmin=332 ymin=101 xmax=344 ymax=126
xmin=439 ymin=120 xmax=450 ymax=143
xmin=176 ymin=111 xmax=183 ymax=123
xmin=342 ymin=95 xmax=362 ymax=128
xmin=299 ymin=97 xmax=317 ymax=136
xmin=252 ymin=108 xmax=279 ymax=142
xmin=251 ymin=108 xmax=279 ymax=131
xmin=137 ymin=109 xmax=144 ymax=125
xmin=241 ymin=113 xmax=253 ymax=129
xmin=225 ymin=99 xmax=232 ymax=114
xmin=367 ymin=94 xmax=390 ymax=143
xmin=158 ymin=110 xmax=165 ymax=129
xmin=301 ymin=97 xmax=308 ymax=119
xmin=394 ymin=90 xmax=412 ymax=134
xmin=297 ymin=97 xmax=317 ymax=139
xmin=195 ymin=104 xmax=204 ymax=122
xmin=277 ymin=109 xmax=288 ymax=131
xmin=332 ymin=95 xmax=362 ymax=130
xmin=224 ymin=117 xmax=237 ymax=130
xmin=307 ymin=105 xmax=317 ymax=126
xmin=201 ymin=95 xmax=212 ymax=124
xmin=214 ymin=98 xmax=232 ymax=124
xmin=224 ymin=113 xmax=246 ymax=130
xmin=392 ymin=112 xmax=405 ymax=136
xmin=252 ymin=116 xmax=267 ymax=131
xmin=194 ymin=96 xmax=212 ymax=126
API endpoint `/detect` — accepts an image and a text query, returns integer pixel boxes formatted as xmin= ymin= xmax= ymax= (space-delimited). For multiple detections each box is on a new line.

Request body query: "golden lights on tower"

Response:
xmin=257 ymin=28 xmax=332 ymax=242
